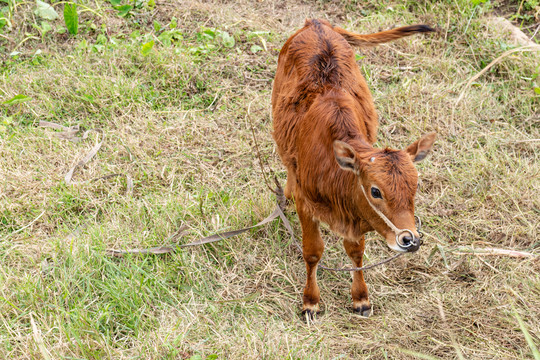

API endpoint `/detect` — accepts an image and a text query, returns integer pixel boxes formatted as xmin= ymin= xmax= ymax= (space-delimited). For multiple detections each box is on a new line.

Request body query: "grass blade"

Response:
xmin=513 ymin=305 xmax=540 ymax=360
xmin=2 ymin=94 xmax=31 ymax=105
xmin=30 ymin=313 xmax=52 ymax=360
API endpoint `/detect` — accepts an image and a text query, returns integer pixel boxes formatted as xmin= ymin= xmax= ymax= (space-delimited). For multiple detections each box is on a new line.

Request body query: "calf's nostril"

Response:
xmin=401 ymin=235 xmax=413 ymax=246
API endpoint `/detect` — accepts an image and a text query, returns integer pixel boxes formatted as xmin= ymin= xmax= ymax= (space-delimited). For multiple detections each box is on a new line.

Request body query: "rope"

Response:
xmin=273 ymin=179 xmax=405 ymax=272
xmin=107 ymin=182 xmax=407 ymax=273
xmin=360 ymin=185 xmax=417 ymax=249
xmin=108 ymin=107 xmax=410 ymax=272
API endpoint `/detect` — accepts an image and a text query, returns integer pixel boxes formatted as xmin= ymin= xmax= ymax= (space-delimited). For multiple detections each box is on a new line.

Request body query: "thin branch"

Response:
xmin=456 ymin=45 xmax=540 ymax=105
xmin=4 ymin=211 xmax=45 ymax=238
xmin=454 ymin=247 xmax=535 ymax=258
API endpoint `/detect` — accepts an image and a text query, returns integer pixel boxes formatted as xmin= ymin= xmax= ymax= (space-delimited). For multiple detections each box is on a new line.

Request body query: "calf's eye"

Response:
xmin=371 ymin=186 xmax=382 ymax=199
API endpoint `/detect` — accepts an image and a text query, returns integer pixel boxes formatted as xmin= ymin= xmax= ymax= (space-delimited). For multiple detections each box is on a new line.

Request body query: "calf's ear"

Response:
xmin=406 ymin=132 xmax=437 ymax=162
xmin=333 ymin=140 xmax=357 ymax=172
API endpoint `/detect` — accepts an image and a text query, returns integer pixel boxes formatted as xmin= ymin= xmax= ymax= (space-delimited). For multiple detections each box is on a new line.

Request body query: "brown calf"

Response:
xmin=272 ymin=19 xmax=436 ymax=317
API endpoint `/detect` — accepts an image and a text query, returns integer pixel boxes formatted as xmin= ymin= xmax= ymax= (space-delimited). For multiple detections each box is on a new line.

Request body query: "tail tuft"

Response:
xmin=398 ymin=25 xmax=436 ymax=34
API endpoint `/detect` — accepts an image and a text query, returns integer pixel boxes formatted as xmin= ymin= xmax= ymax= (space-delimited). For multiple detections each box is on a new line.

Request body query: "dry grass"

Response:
xmin=1 ymin=0 xmax=539 ymax=359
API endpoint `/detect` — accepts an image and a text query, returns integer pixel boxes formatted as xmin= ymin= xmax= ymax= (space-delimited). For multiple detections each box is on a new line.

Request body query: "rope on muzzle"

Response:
xmin=360 ymin=185 xmax=422 ymax=250
xmin=276 ymin=179 xmax=407 ymax=273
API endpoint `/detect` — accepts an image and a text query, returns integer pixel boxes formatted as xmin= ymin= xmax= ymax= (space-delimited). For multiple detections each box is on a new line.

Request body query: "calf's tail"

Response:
xmin=334 ymin=24 xmax=435 ymax=47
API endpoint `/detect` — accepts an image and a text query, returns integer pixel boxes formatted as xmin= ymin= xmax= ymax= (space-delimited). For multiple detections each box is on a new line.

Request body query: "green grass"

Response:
xmin=1 ymin=0 xmax=539 ymax=359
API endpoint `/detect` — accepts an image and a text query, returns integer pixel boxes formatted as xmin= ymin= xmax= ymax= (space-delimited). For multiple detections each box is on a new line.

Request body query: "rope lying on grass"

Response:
xmin=40 ymin=110 xmax=401 ymax=271
xmin=106 ymin=181 xmax=405 ymax=273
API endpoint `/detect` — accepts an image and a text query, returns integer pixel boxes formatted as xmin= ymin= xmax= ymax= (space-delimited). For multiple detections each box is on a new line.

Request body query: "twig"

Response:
xmin=0 ymin=33 xmax=14 ymax=42
xmin=41 ymin=121 xmax=126 ymax=188
xmin=5 ymin=211 xmax=45 ymax=238
xmin=456 ymin=45 xmax=540 ymax=105
xmin=530 ymin=24 xmax=540 ymax=41
xmin=64 ymin=130 xmax=104 ymax=184
xmin=246 ymin=101 xmax=277 ymax=195
xmin=454 ymin=247 xmax=535 ymax=258
xmin=505 ymin=139 xmax=540 ymax=143
xmin=476 ymin=256 xmax=501 ymax=273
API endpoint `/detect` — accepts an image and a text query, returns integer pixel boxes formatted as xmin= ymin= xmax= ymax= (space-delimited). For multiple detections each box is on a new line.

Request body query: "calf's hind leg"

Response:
xmin=344 ymin=236 xmax=372 ymax=317
xmin=284 ymin=167 xmax=296 ymax=200
xmin=297 ymin=198 xmax=324 ymax=317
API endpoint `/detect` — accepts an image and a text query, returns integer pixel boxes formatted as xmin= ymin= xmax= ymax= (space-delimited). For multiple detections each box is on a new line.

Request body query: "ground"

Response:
xmin=0 ymin=0 xmax=539 ymax=359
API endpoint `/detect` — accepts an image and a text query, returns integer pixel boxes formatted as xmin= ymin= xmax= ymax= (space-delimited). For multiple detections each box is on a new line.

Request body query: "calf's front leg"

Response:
xmin=296 ymin=199 xmax=324 ymax=317
xmin=344 ymin=236 xmax=372 ymax=317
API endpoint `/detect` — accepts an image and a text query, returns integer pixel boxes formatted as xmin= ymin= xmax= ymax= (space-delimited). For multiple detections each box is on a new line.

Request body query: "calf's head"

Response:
xmin=333 ymin=132 xmax=436 ymax=252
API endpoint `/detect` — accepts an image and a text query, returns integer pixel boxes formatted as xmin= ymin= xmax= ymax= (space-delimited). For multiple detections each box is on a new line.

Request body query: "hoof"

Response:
xmin=301 ymin=303 xmax=320 ymax=321
xmin=353 ymin=301 xmax=372 ymax=317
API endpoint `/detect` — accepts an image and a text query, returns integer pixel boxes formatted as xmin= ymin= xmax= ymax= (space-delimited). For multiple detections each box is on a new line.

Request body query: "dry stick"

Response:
xmin=40 ymin=120 xmax=133 ymax=192
xmin=246 ymin=102 xmax=277 ymax=195
xmin=39 ymin=120 xmax=104 ymax=184
xmin=106 ymin=207 xmax=284 ymax=257
xmin=64 ymin=129 xmax=104 ymax=184
xmin=39 ymin=120 xmax=89 ymax=143
xmin=39 ymin=120 xmax=73 ymax=131
xmin=456 ymin=44 xmax=540 ymax=105
xmin=505 ymin=139 xmax=540 ymax=143
xmin=4 ymin=211 xmax=45 ymax=239
xmin=454 ymin=247 xmax=535 ymax=258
